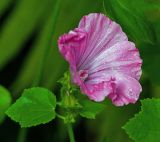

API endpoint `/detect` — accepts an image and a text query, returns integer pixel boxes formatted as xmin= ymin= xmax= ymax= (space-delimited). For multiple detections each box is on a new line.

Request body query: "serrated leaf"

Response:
xmin=123 ymin=99 xmax=160 ymax=142
xmin=6 ymin=87 xmax=56 ymax=127
xmin=0 ymin=86 xmax=12 ymax=123
xmin=79 ymin=96 xmax=105 ymax=119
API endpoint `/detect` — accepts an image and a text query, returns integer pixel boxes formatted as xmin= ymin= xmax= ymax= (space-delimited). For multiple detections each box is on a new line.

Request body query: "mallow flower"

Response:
xmin=58 ymin=13 xmax=142 ymax=106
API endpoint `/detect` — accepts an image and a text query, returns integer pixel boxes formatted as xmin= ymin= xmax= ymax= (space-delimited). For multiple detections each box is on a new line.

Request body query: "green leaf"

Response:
xmin=79 ymin=96 xmax=105 ymax=119
xmin=103 ymin=0 xmax=155 ymax=45
xmin=6 ymin=87 xmax=56 ymax=127
xmin=123 ymin=99 xmax=160 ymax=142
xmin=0 ymin=86 xmax=12 ymax=123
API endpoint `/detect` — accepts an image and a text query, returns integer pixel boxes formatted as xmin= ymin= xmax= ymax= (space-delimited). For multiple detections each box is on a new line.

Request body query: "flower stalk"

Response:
xmin=67 ymin=123 xmax=76 ymax=142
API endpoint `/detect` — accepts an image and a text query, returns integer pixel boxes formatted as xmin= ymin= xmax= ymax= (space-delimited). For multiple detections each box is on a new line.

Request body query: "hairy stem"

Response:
xmin=67 ymin=124 xmax=76 ymax=142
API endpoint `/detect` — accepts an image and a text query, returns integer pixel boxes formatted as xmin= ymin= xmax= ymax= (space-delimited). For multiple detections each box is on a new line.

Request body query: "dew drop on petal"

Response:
xmin=128 ymin=88 xmax=133 ymax=97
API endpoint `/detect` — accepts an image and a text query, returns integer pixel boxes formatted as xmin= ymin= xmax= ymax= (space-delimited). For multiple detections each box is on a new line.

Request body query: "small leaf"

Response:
xmin=58 ymin=71 xmax=71 ymax=90
xmin=0 ymin=86 xmax=12 ymax=123
xmin=58 ymin=71 xmax=78 ymax=98
xmin=123 ymin=98 xmax=160 ymax=142
xmin=6 ymin=87 xmax=56 ymax=127
xmin=79 ymin=96 xmax=105 ymax=119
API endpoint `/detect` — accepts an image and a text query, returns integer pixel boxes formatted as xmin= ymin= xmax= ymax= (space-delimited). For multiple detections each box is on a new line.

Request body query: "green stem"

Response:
xmin=67 ymin=124 xmax=75 ymax=142
xmin=17 ymin=128 xmax=27 ymax=142
xmin=56 ymin=113 xmax=65 ymax=120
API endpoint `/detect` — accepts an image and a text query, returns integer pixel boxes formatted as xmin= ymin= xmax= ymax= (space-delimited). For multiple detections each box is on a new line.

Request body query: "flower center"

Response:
xmin=78 ymin=70 xmax=88 ymax=81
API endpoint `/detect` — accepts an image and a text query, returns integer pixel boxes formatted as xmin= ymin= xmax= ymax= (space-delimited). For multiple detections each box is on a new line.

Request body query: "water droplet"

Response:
xmin=129 ymin=88 xmax=134 ymax=97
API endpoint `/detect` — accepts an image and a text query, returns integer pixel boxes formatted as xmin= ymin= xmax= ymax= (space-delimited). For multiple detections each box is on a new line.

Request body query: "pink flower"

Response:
xmin=58 ymin=13 xmax=142 ymax=106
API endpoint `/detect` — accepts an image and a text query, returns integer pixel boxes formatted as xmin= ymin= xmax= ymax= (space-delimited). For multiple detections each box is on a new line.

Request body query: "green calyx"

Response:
xmin=61 ymin=94 xmax=82 ymax=110
xmin=58 ymin=71 xmax=106 ymax=123
xmin=58 ymin=72 xmax=82 ymax=123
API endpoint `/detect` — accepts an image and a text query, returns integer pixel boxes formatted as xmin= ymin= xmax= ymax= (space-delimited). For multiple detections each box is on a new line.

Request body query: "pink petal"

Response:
xmin=58 ymin=28 xmax=87 ymax=74
xmin=78 ymin=13 xmax=128 ymax=69
xmin=108 ymin=74 xmax=142 ymax=106
xmin=86 ymin=41 xmax=142 ymax=83
xmin=80 ymin=81 xmax=113 ymax=102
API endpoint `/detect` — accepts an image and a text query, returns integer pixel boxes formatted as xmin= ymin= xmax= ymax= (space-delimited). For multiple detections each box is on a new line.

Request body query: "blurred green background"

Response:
xmin=0 ymin=0 xmax=160 ymax=142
